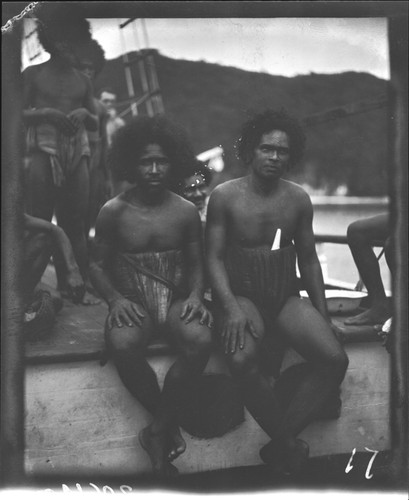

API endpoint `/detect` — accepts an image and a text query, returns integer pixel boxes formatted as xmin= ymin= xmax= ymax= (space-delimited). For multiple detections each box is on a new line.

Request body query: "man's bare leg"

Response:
xmin=345 ymin=215 xmax=391 ymax=325
xmin=106 ymin=317 xmax=172 ymax=474
xmin=261 ymin=297 xmax=349 ymax=470
xmin=139 ymin=299 xmax=212 ymax=475
xmin=55 ymin=157 xmax=100 ymax=305
xmin=25 ymin=151 xmax=56 ymax=221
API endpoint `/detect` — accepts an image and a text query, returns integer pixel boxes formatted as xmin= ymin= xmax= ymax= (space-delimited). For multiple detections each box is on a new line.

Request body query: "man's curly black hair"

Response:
xmin=109 ymin=115 xmax=197 ymax=192
xmin=237 ymin=108 xmax=306 ymax=167
xmin=36 ymin=4 xmax=92 ymax=55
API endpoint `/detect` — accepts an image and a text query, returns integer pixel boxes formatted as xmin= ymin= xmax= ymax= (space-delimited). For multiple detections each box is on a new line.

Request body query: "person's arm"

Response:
xmin=294 ymin=193 xmax=330 ymax=321
xmin=68 ymin=75 xmax=98 ymax=132
xmin=205 ymin=188 xmax=258 ymax=353
xmin=99 ymin=107 xmax=113 ymax=198
xmin=24 ymin=214 xmax=84 ymax=301
xmin=180 ymin=206 xmax=212 ymax=326
xmin=89 ymin=205 xmax=145 ymax=329
xmin=22 ymin=66 xmax=77 ymax=135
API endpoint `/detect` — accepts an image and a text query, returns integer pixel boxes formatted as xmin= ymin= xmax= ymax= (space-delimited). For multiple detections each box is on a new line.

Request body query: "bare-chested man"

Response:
xmin=206 ymin=109 xmax=349 ymax=474
xmin=73 ymin=39 xmax=112 ymax=238
xmin=22 ymin=7 xmax=98 ymax=304
xmin=90 ymin=116 xmax=213 ymax=477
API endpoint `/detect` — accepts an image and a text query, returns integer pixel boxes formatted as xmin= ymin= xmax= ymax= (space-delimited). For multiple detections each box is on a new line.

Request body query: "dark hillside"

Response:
xmin=96 ymin=51 xmax=389 ymax=195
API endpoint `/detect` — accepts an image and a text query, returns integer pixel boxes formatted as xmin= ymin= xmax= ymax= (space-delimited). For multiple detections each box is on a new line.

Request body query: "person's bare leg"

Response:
xmin=225 ymin=297 xmax=286 ymax=442
xmin=25 ymin=151 xmax=56 ymax=221
xmin=106 ymin=314 xmax=173 ymax=475
xmin=56 ymin=158 xmax=100 ymax=305
xmin=345 ymin=215 xmax=391 ymax=325
xmin=23 ymin=231 xmax=53 ymax=302
xmin=261 ymin=297 xmax=349 ymax=470
xmin=139 ymin=299 xmax=212 ymax=474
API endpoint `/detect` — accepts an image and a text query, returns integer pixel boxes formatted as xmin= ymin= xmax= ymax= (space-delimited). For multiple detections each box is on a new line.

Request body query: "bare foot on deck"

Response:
xmin=167 ymin=426 xmax=186 ymax=462
xmin=344 ymin=301 xmax=391 ymax=326
xmin=260 ymin=438 xmax=309 ymax=475
xmin=139 ymin=426 xmax=179 ymax=477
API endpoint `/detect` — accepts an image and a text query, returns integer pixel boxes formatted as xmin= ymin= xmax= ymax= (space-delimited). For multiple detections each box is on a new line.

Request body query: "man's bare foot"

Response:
xmin=344 ymin=302 xmax=390 ymax=326
xmin=260 ymin=438 xmax=309 ymax=475
xmin=167 ymin=426 xmax=186 ymax=462
xmin=139 ymin=426 xmax=179 ymax=477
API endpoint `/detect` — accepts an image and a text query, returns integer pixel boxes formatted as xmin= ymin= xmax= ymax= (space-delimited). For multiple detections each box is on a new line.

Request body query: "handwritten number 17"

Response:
xmin=345 ymin=447 xmax=379 ymax=479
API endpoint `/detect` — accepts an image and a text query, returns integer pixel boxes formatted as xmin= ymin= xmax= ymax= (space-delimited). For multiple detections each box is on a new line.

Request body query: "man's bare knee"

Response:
xmin=105 ymin=323 xmax=147 ymax=352
xmin=321 ymin=348 xmax=349 ymax=384
xmin=176 ymin=321 xmax=213 ymax=359
xmin=228 ymin=348 xmax=259 ymax=377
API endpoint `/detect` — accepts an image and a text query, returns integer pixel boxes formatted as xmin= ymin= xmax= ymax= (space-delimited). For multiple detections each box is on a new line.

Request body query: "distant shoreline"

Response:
xmin=311 ymin=196 xmax=388 ymax=207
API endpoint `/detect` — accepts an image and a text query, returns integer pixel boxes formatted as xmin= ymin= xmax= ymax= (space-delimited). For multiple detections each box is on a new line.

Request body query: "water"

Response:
xmin=312 ymin=198 xmax=391 ymax=291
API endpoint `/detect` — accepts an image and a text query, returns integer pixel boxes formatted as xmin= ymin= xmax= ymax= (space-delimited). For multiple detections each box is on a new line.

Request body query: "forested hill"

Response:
xmin=95 ymin=50 xmax=389 ymax=196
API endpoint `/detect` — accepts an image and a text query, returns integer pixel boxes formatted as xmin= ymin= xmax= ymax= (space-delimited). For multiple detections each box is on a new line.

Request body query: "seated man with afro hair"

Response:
xmin=90 ymin=115 xmax=213 ymax=477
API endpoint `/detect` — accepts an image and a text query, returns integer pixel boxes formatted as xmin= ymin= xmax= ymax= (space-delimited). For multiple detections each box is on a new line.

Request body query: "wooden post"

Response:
xmin=1 ymin=20 xmax=26 ymax=485
xmin=387 ymin=14 xmax=408 ymax=487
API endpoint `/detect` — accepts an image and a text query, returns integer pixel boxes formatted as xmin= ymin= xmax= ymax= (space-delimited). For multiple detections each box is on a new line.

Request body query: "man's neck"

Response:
xmin=49 ymin=55 xmax=74 ymax=72
xmin=129 ymin=186 xmax=169 ymax=207
xmin=248 ymin=173 xmax=280 ymax=196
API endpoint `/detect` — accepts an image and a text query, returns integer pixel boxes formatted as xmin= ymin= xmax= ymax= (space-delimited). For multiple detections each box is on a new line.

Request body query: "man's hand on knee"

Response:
xmin=180 ymin=295 xmax=213 ymax=328
xmin=222 ymin=305 xmax=259 ymax=354
xmin=107 ymin=297 xmax=145 ymax=329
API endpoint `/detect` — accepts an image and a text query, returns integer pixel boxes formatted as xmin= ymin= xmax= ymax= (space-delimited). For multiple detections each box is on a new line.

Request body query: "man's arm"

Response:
xmin=294 ymin=193 xmax=329 ymax=321
xmin=179 ymin=205 xmax=212 ymax=326
xmin=68 ymin=75 xmax=98 ymax=132
xmin=205 ymin=187 xmax=258 ymax=352
xmin=24 ymin=214 xmax=84 ymax=301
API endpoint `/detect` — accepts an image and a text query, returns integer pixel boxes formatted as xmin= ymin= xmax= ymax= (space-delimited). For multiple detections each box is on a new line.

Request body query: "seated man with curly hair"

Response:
xmin=90 ymin=115 xmax=213 ymax=477
xmin=206 ymin=109 xmax=349 ymax=474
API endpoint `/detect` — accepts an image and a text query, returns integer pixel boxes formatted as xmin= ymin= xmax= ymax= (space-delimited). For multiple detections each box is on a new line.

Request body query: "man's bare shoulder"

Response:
xmin=168 ymin=191 xmax=200 ymax=218
xmin=281 ymin=179 xmax=312 ymax=206
xmin=210 ymin=177 xmax=245 ymax=200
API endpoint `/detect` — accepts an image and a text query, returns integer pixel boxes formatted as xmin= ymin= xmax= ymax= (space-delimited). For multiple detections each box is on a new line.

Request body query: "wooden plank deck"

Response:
xmin=24 ymin=265 xmax=390 ymax=477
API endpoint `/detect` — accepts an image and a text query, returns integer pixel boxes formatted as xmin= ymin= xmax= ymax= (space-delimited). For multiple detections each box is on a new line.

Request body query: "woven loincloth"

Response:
xmin=225 ymin=244 xmax=299 ymax=322
xmin=225 ymin=244 xmax=299 ymax=377
xmin=26 ymin=123 xmax=90 ymax=187
xmin=112 ymin=250 xmax=188 ymax=327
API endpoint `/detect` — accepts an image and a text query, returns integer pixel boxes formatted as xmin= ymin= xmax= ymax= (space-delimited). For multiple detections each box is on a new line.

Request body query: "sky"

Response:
xmin=22 ymin=17 xmax=389 ymax=79
xmin=86 ymin=17 xmax=389 ymax=80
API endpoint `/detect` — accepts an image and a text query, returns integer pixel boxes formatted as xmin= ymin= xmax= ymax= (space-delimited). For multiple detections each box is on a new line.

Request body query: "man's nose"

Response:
xmin=271 ymin=149 xmax=279 ymax=159
xmin=151 ymin=161 xmax=158 ymax=173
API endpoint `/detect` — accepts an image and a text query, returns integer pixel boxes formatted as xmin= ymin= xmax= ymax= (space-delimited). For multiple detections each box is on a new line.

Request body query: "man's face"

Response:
xmin=251 ymin=130 xmax=290 ymax=181
xmin=181 ymin=174 xmax=208 ymax=211
xmin=100 ymin=92 xmax=117 ymax=111
xmin=135 ymin=144 xmax=171 ymax=191
xmin=77 ymin=58 xmax=95 ymax=80
xmin=53 ymin=40 xmax=79 ymax=67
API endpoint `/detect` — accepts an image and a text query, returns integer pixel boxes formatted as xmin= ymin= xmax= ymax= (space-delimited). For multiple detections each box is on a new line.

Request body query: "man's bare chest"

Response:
xmin=116 ymin=208 xmax=185 ymax=251
xmin=34 ymin=71 xmax=86 ymax=107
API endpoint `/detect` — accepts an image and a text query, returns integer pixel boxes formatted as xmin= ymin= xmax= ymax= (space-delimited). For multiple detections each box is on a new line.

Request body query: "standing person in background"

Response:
xmin=74 ymin=40 xmax=113 ymax=240
xmin=98 ymin=87 xmax=127 ymax=194
xmin=22 ymin=5 xmax=99 ymax=305
xmin=344 ymin=214 xmax=392 ymax=326
xmin=206 ymin=109 xmax=348 ymax=474
xmin=99 ymin=87 xmax=126 ymax=147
